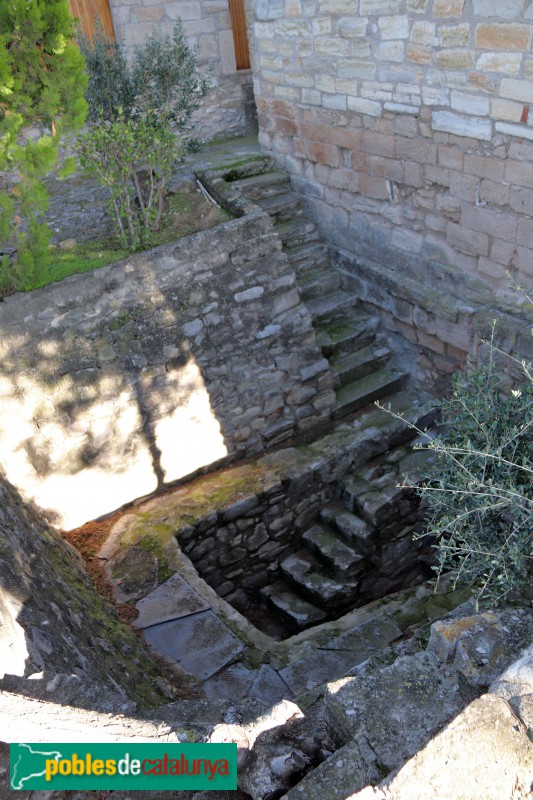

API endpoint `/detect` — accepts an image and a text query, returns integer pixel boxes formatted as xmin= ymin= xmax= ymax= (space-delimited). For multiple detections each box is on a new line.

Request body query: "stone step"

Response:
xmin=280 ymin=551 xmax=359 ymax=610
xmin=305 ymin=290 xmax=360 ymax=326
xmin=330 ymin=344 xmax=391 ymax=388
xmin=333 ymin=367 xmax=409 ymax=419
xmin=297 ymin=267 xmax=341 ymax=301
xmin=256 ymin=191 xmax=303 ymax=223
xmin=284 ymin=241 xmax=330 ymax=273
xmin=316 ymin=313 xmax=380 ymax=358
xmin=275 ymin=218 xmax=321 ymax=248
xmin=260 ymin=581 xmax=327 ymax=633
xmin=231 ymin=170 xmax=291 ymax=200
xmin=320 ymin=505 xmax=376 ymax=557
xmin=301 ymin=524 xmax=366 ymax=579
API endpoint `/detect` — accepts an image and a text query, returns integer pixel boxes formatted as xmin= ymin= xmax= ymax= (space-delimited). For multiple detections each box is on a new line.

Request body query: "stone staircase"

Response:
xmin=228 ymin=163 xmax=410 ymax=420
xmin=258 ymin=423 xmax=437 ymax=635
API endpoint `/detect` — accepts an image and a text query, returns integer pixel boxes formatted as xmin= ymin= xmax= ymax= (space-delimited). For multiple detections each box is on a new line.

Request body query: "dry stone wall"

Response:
xmin=109 ymin=0 xmax=255 ymax=139
xmin=0 ymin=212 xmax=334 ymax=530
xmin=251 ymin=0 xmax=533 ymax=380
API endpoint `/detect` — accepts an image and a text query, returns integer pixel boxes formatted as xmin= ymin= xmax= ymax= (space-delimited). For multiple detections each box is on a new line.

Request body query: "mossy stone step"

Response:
xmin=305 ymin=290 xmax=359 ymax=325
xmin=280 ymin=551 xmax=358 ymax=609
xmin=260 ymin=581 xmax=326 ymax=633
xmin=320 ymin=506 xmax=376 ymax=557
xmin=301 ymin=524 xmax=366 ymax=579
xmin=230 ymin=170 xmax=291 ymax=200
xmin=316 ymin=313 xmax=380 ymax=357
xmin=331 ymin=344 xmax=391 ymax=388
xmin=284 ymin=241 xmax=330 ymax=272
xmin=333 ymin=367 xmax=409 ymax=419
xmin=275 ymin=218 xmax=321 ymax=247
xmin=298 ymin=267 xmax=341 ymax=301
xmin=256 ymin=191 xmax=303 ymax=222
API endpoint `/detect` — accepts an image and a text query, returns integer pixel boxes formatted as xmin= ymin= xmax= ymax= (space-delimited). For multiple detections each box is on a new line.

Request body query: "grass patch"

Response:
xmin=4 ymin=191 xmax=233 ymax=294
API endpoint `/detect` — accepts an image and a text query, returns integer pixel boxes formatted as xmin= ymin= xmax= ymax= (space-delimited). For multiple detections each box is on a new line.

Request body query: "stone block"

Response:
xmin=410 ymin=20 xmax=437 ymax=46
xmin=476 ymin=23 xmax=532 ymax=52
xmin=463 ymin=154 xmax=504 ymax=182
xmin=376 ymin=41 xmax=405 ymax=63
xmin=397 ymin=137 xmax=437 ymax=165
xmin=347 ymin=97 xmax=382 ymax=116
xmin=450 ymin=91 xmax=489 ymax=117
xmin=407 ymin=44 xmax=432 ymax=64
xmin=473 ymin=0 xmax=525 ymax=16
xmin=378 ymin=14 xmax=409 ymax=39
xmin=491 ymin=97 xmax=523 ymax=123
xmin=449 ymin=171 xmax=478 ymax=202
xmin=360 ymin=175 xmax=391 ymax=200
xmin=432 ymin=110 xmax=492 ymax=140
xmin=360 ymin=0 xmax=402 ymax=13
xmin=434 ymin=48 xmax=474 ymax=70
xmin=438 ymin=23 xmax=470 ymax=47
xmin=480 ymin=179 xmax=510 ymax=207
xmin=446 ymin=222 xmax=489 ymax=257
xmin=460 ymin=204 xmax=517 ymax=243
xmin=433 ymin=0 xmax=465 ymax=16
xmin=504 ymin=159 xmax=533 ymax=190
xmin=495 ymin=121 xmax=533 ymax=142
xmin=477 ymin=52 xmax=522 ymax=75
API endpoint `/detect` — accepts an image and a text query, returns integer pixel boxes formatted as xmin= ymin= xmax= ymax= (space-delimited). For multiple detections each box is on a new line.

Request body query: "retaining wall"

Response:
xmin=0 ymin=212 xmax=334 ymax=530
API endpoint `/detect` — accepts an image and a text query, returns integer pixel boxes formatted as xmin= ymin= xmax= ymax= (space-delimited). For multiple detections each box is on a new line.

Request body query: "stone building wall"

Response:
xmin=109 ymin=0 xmax=255 ymax=140
xmin=251 ymin=0 xmax=533 ymax=377
xmin=0 ymin=213 xmax=334 ymax=530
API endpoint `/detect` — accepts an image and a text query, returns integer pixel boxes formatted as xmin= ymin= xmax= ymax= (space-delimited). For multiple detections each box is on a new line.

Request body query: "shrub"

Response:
xmin=77 ymin=115 xmax=177 ymax=251
xmin=380 ymin=326 xmax=532 ymax=608
xmin=77 ymin=21 xmax=210 ymax=249
xmin=0 ymin=0 xmax=87 ymax=292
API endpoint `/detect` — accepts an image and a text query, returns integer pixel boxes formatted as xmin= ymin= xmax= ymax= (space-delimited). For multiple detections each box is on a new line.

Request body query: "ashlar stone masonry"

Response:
xmin=251 ymin=0 xmax=533 ymax=380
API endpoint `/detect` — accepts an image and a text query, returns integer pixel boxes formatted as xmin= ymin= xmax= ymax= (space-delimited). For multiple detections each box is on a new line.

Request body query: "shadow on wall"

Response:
xmin=0 ymin=212 xmax=326 ymax=530
xmin=0 ymin=255 xmax=229 ymax=530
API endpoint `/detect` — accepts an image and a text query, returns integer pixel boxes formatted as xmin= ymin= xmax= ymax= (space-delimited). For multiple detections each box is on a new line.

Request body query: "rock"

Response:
xmin=490 ymin=642 xmax=533 ymax=700
xmin=347 ymin=695 xmax=533 ymax=800
xmin=325 ymin=652 xmax=464 ymax=770
xmin=107 ymin=546 xmax=159 ymax=604
xmin=429 ymin=608 xmax=533 ymax=687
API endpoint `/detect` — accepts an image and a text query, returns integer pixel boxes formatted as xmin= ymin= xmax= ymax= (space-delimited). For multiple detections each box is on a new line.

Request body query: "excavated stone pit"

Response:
xmin=177 ymin=441 xmax=436 ymax=640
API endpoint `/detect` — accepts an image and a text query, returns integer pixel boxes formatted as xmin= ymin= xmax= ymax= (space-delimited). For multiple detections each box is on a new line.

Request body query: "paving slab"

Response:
xmin=250 ymin=664 xmax=294 ymax=703
xmin=325 ymin=616 xmax=403 ymax=654
xmin=143 ymin=610 xmax=245 ymax=682
xmin=134 ymin=572 xmax=209 ymax=628
xmin=202 ymin=662 xmax=256 ymax=701
xmin=279 ymin=647 xmax=364 ymax=696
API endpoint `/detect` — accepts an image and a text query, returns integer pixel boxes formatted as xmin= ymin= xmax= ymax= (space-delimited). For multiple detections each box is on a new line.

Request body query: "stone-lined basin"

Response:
xmin=99 ymin=399 xmax=469 ymax=700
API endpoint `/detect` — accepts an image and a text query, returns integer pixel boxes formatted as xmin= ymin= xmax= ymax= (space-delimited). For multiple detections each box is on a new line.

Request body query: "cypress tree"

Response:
xmin=0 ymin=0 xmax=87 ymax=291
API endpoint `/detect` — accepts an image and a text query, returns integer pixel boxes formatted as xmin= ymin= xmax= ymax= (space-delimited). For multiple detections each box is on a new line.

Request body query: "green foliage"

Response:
xmin=385 ymin=329 xmax=532 ymax=608
xmin=78 ymin=20 xmax=210 ymax=250
xmin=0 ymin=0 xmax=87 ymax=291
xmin=77 ymin=115 xmax=177 ymax=250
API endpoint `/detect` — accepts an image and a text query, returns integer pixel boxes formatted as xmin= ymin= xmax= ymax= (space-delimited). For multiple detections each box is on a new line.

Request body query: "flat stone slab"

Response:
xmin=249 ymin=664 xmax=293 ymax=703
xmin=279 ymin=647 xmax=365 ymax=696
xmin=326 ymin=616 xmax=403 ymax=654
xmin=203 ymin=662 xmax=293 ymax=705
xmin=134 ymin=572 xmax=209 ymax=629
xmin=202 ymin=662 xmax=256 ymax=701
xmin=143 ymin=610 xmax=245 ymax=681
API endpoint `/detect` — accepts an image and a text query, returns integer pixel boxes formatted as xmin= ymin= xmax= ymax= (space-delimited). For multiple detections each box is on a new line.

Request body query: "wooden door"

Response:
xmin=228 ymin=0 xmax=251 ymax=70
xmin=68 ymin=0 xmax=116 ymax=42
